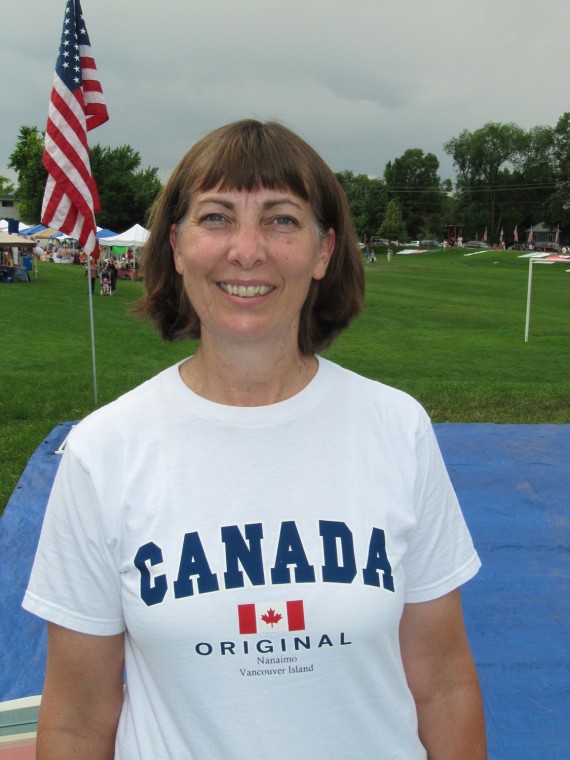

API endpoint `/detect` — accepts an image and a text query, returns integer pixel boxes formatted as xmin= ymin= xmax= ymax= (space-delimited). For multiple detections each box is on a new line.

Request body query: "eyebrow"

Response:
xmin=194 ymin=195 xmax=304 ymax=211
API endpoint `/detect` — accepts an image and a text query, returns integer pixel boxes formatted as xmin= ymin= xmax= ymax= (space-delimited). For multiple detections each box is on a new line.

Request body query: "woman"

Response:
xmin=107 ymin=257 xmax=118 ymax=292
xmin=24 ymin=120 xmax=486 ymax=759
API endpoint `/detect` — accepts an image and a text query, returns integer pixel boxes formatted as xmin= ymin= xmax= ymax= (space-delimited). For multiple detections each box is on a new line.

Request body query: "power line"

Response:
xmin=387 ymin=182 xmax=560 ymax=194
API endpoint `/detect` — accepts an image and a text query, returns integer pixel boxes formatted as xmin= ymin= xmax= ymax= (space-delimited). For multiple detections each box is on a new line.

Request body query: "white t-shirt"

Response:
xmin=23 ymin=357 xmax=480 ymax=759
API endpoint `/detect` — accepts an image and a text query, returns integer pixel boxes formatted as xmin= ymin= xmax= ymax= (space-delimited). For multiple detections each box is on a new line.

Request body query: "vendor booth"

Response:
xmin=0 ymin=232 xmax=37 ymax=281
xmin=99 ymin=223 xmax=149 ymax=280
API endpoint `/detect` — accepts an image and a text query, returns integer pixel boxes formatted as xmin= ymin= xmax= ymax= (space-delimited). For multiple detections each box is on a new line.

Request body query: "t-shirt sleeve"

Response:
xmin=22 ymin=443 xmax=125 ymax=635
xmin=403 ymin=419 xmax=481 ymax=603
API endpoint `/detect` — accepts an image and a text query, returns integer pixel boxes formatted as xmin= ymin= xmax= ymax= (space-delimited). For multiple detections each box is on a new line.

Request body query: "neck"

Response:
xmin=179 ymin=339 xmax=317 ymax=406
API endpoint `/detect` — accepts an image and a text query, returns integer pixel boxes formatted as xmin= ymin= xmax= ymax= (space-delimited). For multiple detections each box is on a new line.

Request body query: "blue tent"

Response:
xmin=20 ymin=224 xmax=47 ymax=237
xmin=96 ymin=228 xmax=118 ymax=239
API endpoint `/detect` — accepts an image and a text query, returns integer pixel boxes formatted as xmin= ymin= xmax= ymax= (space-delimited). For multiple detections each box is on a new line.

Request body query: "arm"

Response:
xmin=37 ymin=623 xmax=125 ymax=760
xmin=399 ymin=588 xmax=487 ymax=760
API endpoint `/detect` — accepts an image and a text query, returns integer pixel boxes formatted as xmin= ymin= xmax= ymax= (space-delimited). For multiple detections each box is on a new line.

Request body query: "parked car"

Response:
xmin=370 ymin=236 xmax=390 ymax=245
xmin=406 ymin=239 xmax=441 ymax=247
xmin=465 ymin=240 xmax=490 ymax=248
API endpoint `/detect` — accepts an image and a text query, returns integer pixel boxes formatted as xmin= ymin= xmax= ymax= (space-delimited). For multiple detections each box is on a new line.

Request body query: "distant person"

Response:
xmin=24 ymin=119 xmax=485 ymax=760
xmin=387 ymin=246 xmax=393 ymax=262
xmin=85 ymin=258 xmax=98 ymax=294
xmin=100 ymin=265 xmax=112 ymax=295
xmin=107 ymin=258 xmax=118 ymax=292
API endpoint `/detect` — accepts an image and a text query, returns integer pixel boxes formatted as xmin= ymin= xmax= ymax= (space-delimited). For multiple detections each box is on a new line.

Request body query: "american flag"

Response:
xmin=500 ymin=228 xmax=504 ymax=245
xmin=528 ymin=226 xmax=534 ymax=244
xmin=513 ymin=225 xmax=519 ymax=243
xmin=483 ymin=227 xmax=488 ymax=242
xmin=41 ymin=0 xmax=108 ymax=260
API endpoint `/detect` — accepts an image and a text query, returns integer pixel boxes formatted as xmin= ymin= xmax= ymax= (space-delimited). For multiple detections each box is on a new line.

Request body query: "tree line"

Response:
xmin=3 ymin=126 xmax=162 ymax=233
xmin=337 ymin=113 xmax=570 ymax=244
xmin=3 ymin=113 xmax=570 ymax=243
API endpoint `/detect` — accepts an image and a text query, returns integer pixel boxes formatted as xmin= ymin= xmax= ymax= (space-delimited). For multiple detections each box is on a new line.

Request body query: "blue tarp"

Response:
xmin=0 ymin=422 xmax=568 ymax=757
xmin=19 ymin=224 xmax=46 ymax=237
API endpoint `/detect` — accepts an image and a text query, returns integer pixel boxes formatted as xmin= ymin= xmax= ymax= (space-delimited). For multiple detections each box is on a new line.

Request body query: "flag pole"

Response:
xmin=87 ymin=254 xmax=98 ymax=404
xmin=524 ymin=257 xmax=534 ymax=342
xmin=40 ymin=0 xmax=108 ymax=409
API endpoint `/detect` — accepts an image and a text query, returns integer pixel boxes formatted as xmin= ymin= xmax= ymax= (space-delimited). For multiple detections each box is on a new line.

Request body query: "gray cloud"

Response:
xmin=2 ymin=0 xmax=569 ymax=204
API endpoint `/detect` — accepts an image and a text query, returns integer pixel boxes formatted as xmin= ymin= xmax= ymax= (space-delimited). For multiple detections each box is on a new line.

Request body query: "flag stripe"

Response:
xmin=41 ymin=0 xmax=108 ymax=260
xmin=286 ymin=600 xmax=305 ymax=631
xmin=45 ymin=121 xmax=94 ymax=204
xmin=43 ymin=148 xmax=95 ymax=229
xmin=238 ymin=604 xmax=258 ymax=635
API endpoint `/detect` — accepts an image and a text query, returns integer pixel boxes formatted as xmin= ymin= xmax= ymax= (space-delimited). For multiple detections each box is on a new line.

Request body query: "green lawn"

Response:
xmin=326 ymin=248 xmax=570 ymax=422
xmin=1 ymin=250 xmax=568 ymax=513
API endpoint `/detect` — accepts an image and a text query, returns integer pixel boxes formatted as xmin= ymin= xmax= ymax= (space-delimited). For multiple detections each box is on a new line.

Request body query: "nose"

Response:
xmin=227 ymin=221 xmax=266 ymax=269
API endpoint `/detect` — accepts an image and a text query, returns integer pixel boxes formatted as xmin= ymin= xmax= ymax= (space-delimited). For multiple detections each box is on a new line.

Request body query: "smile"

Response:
xmin=219 ymin=283 xmax=275 ymax=298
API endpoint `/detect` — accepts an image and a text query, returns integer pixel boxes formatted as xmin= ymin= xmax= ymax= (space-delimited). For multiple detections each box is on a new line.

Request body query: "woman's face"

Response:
xmin=170 ymin=187 xmax=334 ymax=353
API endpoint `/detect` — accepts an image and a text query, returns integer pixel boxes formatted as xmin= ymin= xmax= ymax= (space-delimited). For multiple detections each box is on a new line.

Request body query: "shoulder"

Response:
xmin=67 ymin=362 xmax=184 ymax=459
xmin=321 ymin=358 xmax=426 ymax=410
xmin=319 ymin=358 xmax=430 ymax=433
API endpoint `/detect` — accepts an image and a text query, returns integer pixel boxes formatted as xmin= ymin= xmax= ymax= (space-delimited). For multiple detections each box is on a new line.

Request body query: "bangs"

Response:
xmin=192 ymin=121 xmax=312 ymax=200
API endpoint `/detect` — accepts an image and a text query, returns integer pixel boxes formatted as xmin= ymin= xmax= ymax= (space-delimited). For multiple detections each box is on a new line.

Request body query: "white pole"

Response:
xmin=87 ymin=254 xmax=98 ymax=405
xmin=524 ymin=257 xmax=534 ymax=342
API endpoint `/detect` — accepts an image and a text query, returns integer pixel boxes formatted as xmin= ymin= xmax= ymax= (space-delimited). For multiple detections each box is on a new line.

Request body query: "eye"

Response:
xmin=202 ymin=213 xmax=225 ymax=223
xmin=273 ymin=215 xmax=296 ymax=226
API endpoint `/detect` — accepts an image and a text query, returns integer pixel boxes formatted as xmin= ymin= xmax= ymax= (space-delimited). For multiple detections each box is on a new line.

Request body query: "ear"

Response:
xmin=312 ymin=228 xmax=335 ymax=281
xmin=170 ymin=224 xmax=184 ymax=275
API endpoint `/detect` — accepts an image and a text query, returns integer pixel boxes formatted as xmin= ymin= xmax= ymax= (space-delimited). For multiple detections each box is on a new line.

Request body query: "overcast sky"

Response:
xmin=2 ymin=0 xmax=569 ymax=193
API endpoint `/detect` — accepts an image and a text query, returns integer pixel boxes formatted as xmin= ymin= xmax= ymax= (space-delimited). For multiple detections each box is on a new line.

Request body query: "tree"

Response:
xmin=89 ymin=144 xmax=162 ymax=231
xmin=7 ymin=125 xmax=162 ymax=229
xmin=8 ymin=126 xmax=47 ymax=222
xmin=0 ymin=174 xmax=15 ymax=194
xmin=444 ymin=122 xmax=526 ymax=241
xmin=545 ymin=112 xmax=570 ymax=229
xmin=384 ymin=149 xmax=445 ymax=239
xmin=508 ymin=125 xmax=556 ymax=233
xmin=335 ymin=171 xmax=387 ymax=241
xmin=379 ymin=199 xmax=406 ymax=242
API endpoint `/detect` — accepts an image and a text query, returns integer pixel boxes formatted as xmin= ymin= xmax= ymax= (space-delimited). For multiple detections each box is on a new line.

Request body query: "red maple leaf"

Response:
xmin=261 ymin=608 xmax=282 ymax=627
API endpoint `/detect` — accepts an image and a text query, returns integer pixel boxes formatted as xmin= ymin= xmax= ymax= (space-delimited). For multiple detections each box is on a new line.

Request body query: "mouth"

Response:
xmin=219 ymin=283 xmax=275 ymax=298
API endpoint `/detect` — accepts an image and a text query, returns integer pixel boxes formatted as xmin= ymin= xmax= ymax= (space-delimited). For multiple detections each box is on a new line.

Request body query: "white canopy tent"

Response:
xmin=0 ymin=220 xmax=31 ymax=234
xmin=98 ymin=223 xmax=149 ymax=248
xmin=99 ymin=224 xmax=149 ymax=273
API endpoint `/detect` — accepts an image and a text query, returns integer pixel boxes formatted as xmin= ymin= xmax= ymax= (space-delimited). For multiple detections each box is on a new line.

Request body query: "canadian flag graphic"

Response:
xmin=238 ymin=600 xmax=305 ymax=634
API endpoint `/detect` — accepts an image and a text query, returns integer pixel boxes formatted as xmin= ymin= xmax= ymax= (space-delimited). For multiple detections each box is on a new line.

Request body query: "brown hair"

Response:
xmin=137 ymin=119 xmax=364 ymax=355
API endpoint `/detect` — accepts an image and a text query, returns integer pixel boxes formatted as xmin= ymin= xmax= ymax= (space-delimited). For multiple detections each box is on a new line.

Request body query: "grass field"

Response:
xmin=1 ymin=248 xmax=568 ymax=514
